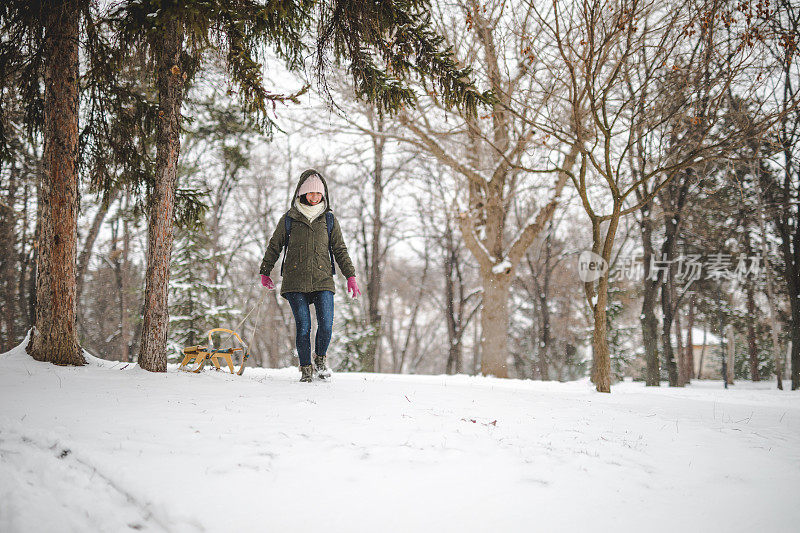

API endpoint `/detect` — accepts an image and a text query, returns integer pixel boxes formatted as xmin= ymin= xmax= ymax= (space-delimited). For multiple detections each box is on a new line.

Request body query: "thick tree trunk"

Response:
xmin=27 ymin=3 xmax=84 ymax=366
xmin=138 ymin=17 xmax=185 ymax=372
xmin=588 ymin=207 xmax=621 ymax=393
xmin=591 ymin=273 xmax=612 ymax=393
xmin=480 ymin=272 xmax=511 ymax=378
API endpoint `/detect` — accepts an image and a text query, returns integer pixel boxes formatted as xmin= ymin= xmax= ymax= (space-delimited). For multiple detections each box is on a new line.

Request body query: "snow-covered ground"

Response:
xmin=2 ymin=337 xmax=799 ymax=533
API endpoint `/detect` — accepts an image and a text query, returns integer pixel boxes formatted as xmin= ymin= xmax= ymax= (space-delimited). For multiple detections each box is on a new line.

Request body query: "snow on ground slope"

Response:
xmin=1 ymin=338 xmax=799 ymax=533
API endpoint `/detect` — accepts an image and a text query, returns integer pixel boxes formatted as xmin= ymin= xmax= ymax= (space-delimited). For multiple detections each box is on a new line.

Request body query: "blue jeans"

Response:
xmin=283 ymin=291 xmax=334 ymax=367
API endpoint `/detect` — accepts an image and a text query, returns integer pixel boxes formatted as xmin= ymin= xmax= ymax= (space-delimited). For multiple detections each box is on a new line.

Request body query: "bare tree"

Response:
xmin=388 ymin=0 xmax=576 ymax=377
xmin=525 ymin=0 xmax=776 ymax=391
xmin=411 ymin=160 xmax=481 ymax=374
xmin=764 ymin=0 xmax=800 ymax=389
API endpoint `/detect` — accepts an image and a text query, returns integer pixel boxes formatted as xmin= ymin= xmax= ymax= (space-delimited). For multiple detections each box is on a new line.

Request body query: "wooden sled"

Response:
xmin=178 ymin=328 xmax=250 ymax=376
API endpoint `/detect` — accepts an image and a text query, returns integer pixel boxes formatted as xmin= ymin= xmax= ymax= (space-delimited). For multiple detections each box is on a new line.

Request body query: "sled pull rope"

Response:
xmin=241 ymin=291 xmax=267 ymax=375
xmin=215 ymin=291 xmax=266 ymax=353
xmin=179 ymin=292 xmax=266 ymax=375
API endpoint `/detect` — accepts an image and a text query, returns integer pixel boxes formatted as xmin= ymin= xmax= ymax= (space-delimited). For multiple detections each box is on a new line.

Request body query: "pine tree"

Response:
xmin=0 ymin=1 xmax=89 ymax=365
xmin=332 ymin=295 xmax=379 ymax=372
xmin=106 ymin=0 xmax=490 ymax=372
xmin=167 ymin=226 xmax=236 ymax=359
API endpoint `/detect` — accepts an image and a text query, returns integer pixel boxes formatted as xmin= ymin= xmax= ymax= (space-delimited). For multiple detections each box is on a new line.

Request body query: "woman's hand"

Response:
xmin=347 ymin=276 xmax=361 ymax=298
xmin=261 ymin=275 xmax=275 ymax=290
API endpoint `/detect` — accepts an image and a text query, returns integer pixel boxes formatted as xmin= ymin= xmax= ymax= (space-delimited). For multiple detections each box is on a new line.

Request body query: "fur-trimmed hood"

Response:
xmin=292 ymin=169 xmax=332 ymax=212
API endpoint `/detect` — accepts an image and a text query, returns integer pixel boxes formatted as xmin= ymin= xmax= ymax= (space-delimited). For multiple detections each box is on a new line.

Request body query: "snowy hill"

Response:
xmin=1 ymin=338 xmax=799 ymax=533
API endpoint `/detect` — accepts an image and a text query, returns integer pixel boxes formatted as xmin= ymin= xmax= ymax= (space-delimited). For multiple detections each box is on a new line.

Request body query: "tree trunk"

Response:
xmin=479 ymin=272 xmax=511 ymax=378
xmin=591 ymin=272 xmax=612 ymax=393
xmin=639 ymin=214 xmax=661 ymax=386
xmin=787 ymin=209 xmax=800 ymax=388
xmin=17 ymin=180 xmax=33 ymax=334
xmin=444 ymin=242 xmax=459 ymax=374
xmin=588 ymin=206 xmax=621 ymax=393
xmin=741 ymin=226 xmax=759 ymax=381
xmin=363 ymin=115 xmax=385 ymax=372
xmin=675 ymin=304 xmax=687 ymax=386
xmin=727 ymin=325 xmax=736 ymax=385
xmin=138 ymin=17 xmax=185 ymax=372
xmin=537 ymin=230 xmax=552 ymax=380
xmin=641 ymin=288 xmax=660 ymax=386
xmin=27 ymin=2 xmax=85 ymax=366
xmin=659 ymin=251 xmax=682 ymax=386
xmin=773 ymin=12 xmax=800 ymax=389
xmin=120 ymin=191 xmax=133 ymax=362
xmin=718 ymin=293 xmax=728 ymax=385
xmin=110 ymin=212 xmax=131 ymax=363
xmin=685 ymin=295 xmax=694 ymax=385
xmin=472 ymin=311 xmax=480 ymax=375
xmin=76 ymin=191 xmax=116 ymax=304
xmin=746 ymin=279 xmax=759 ymax=381
xmin=790 ymin=297 xmax=800 ymax=390
xmin=26 ymin=185 xmax=38 ymax=329
xmin=697 ymin=323 xmax=707 ymax=379
xmin=661 ymin=292 xmax=680 ymax=386
xmin=756 ymin=174 xmax=783 ymax=389
xmin=0 ymin=165 xmax=19 ymax=351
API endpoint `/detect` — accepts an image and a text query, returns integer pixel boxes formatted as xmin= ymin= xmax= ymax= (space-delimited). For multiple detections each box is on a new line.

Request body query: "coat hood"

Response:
xmin=293 ymin=169 xmax=332 ymax=212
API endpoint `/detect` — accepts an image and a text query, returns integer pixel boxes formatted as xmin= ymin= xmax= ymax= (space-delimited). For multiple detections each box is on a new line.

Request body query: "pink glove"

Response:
xmin=347 ymin=276 xmax=361 ymax=298
xmin=261 ymin=275 xmax=275 ymax=290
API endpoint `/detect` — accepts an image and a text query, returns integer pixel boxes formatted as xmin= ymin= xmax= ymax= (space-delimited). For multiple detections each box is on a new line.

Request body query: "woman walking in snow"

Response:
xmin=259 ymin=169 xmax=360 ymax=382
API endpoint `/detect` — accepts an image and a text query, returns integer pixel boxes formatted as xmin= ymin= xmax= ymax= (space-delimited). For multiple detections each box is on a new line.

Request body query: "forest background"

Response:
xmin=1 ymin=0 xmax=798 ymax=393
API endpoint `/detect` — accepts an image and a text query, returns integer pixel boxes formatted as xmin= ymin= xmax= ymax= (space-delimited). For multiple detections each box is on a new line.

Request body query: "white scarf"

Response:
xmin=294 ymin=197 xmax=327 ymax=223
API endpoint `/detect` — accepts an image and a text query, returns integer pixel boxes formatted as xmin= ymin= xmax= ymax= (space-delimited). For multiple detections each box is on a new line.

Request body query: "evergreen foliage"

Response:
xmin=332 ymin=295 xmax=379 ymax=372
xmin=606 ymin=288 xmax=635 ymax=382
xmin=103 ymin=0 xmax=488 ymax=131
xmin=167 ymin=226 xmax=237 ymax=358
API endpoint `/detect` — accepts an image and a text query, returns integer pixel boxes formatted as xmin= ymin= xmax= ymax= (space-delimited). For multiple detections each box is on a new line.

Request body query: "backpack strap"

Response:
xmin=325 ymin=211 xmax=335 ymax=275
xmin=280 ymin=214 xmax=293 ymax=275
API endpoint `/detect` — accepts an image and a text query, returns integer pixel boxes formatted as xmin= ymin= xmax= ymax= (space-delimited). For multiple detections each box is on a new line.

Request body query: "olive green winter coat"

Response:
xmin=260 ymin=170 xmax=356 ymax=296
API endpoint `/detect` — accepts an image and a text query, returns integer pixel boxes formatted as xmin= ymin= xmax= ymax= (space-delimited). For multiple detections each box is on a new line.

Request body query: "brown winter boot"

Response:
xmin=314 ymin=354 xmax=331 ymax=379
xmin=299 ymin=364 xmax=313 ymax=382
